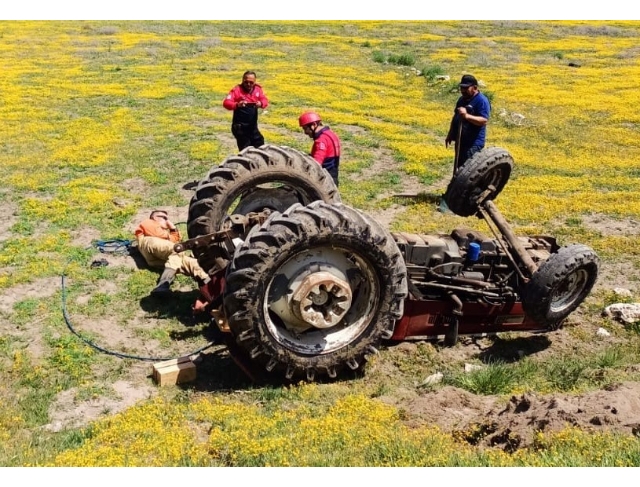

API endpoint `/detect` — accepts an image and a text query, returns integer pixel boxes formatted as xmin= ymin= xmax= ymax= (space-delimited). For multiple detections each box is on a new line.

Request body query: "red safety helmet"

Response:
xmin=299 ymin=111 xmax=321 ymax=127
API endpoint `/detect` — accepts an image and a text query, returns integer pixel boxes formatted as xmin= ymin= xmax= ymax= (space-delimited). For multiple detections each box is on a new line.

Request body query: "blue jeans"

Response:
xmin=458 ymin=145 xmax=483 ymax=168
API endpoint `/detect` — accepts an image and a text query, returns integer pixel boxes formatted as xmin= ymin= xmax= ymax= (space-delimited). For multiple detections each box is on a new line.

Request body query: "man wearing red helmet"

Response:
xmin=299 ymin=111 xmax=341 ymax=186
xmin=223 ymin=71 xmax=269 ymax=151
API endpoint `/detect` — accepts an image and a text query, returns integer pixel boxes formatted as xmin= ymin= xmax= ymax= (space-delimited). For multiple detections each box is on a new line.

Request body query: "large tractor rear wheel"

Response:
xmin=223 ymin=201 xmax=408 ymax=382
xmin=444 ymin=147 xmax=514 ymax=217
xmin=522 ymin=244 xmax=599 ymax=329
xmin=187 ymin=145 xmax=341 ymax=274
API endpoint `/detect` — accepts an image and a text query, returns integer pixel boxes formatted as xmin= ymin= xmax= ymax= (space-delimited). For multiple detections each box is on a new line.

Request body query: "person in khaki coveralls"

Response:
xmin=134 ymin=210 xmax=210 ymax=295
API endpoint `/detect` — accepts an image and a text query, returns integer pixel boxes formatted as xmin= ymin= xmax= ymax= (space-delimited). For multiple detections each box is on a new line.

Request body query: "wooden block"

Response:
xmin=152 ymin=356 xmax=197 ymax=386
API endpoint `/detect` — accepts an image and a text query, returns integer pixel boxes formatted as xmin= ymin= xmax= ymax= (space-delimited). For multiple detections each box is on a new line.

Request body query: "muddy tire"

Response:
xmin=443 ymin=147 xmax=514 ymax=217
xmin=522 ymin=244 xmax=599 ymax=329
xmin=223 ymin=201 xmax=408 ymax=382
xmin=187 ymin=145 xmax=341 ymax=274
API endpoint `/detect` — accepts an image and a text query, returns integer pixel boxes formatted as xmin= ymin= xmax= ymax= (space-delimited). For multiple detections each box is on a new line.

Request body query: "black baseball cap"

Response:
xmin=459 ymin=74 xmax=478 ymax=88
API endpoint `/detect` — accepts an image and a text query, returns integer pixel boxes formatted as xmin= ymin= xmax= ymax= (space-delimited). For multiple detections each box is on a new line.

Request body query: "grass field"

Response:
xmin=2 ymin=20 xmax=640 ymax=468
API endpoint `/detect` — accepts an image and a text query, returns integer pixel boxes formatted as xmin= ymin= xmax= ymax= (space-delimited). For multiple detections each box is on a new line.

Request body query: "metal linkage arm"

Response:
xmin=173 ymin=211 xmax=270 ymax=254
xmin=475 ymin=188 xmax=539 ymax=279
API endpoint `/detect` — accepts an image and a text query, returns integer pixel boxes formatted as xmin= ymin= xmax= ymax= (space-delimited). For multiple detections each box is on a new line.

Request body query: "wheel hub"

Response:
xmin=290 ymin=271 xmax=352 ymax=328
xmin=551 ymin=269 xmax=587 ymax=312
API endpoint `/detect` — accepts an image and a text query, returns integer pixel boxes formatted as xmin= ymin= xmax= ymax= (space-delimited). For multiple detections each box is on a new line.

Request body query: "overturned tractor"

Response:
xmin=179 ymin=145 xmax=599 ymax=383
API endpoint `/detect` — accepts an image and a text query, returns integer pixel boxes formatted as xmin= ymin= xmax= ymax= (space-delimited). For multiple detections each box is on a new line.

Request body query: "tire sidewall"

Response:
xmin=522 ymin=245 xmax=599 ymax=328
xmin=187 ymin=145 xmax=342 ymax=274
xmin=444 ymin=147 xmax=514 ymax=217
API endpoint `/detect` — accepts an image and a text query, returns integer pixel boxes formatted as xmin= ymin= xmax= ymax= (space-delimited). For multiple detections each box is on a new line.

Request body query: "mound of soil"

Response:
xmin=396 ymin=382 xmax=640 ymax=451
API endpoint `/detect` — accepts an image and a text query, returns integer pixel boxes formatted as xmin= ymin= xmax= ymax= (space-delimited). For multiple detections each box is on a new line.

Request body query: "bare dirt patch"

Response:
xmin=0 ymin=277 xmax=60 ymax=315
xmin=0 ymin=277 xmax=63 ymax=361
xmin=0 ymin=314 xmax=49 ymax=362
xmin=582 ymin=213 xmax=640 ymax=235
xmin=121 ymin=177 xmax=151 ymax=195
xmin=592 ymin=260 xmax=640 ymax=295
xmin=395 ymin=381 xmax=640 ymax=450
xmin=72 ymin=317 xmax=149 ymax=352
xmin=70 ymin=226 xmax=102 ymax=250
xmin=46 ymin=380 xmax=155 ymax=432
xmin=0 ymin=200 xmax=18 ymax=242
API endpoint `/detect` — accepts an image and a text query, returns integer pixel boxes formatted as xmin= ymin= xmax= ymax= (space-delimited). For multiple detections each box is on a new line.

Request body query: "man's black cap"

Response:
xmin=459 ymin=74 xmax=478 ymax=88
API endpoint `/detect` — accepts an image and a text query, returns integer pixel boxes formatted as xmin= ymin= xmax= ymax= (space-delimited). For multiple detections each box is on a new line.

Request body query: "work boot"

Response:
xmin=151 ymin=268 xmax=176 ymax=295
xmin=437 ymin=197 xmax=450 ymax=214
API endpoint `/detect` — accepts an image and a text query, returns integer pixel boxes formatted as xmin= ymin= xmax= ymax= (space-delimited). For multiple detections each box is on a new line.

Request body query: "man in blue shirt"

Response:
xmin=445 ymin=74 xmax=491 ymax=170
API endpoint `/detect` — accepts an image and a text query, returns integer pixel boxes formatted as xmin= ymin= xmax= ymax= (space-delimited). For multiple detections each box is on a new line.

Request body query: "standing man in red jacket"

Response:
xmin=223 ymin=71 xmax=269 ymax=151
xmin=299 ymin=111 xmax=341 ymax=186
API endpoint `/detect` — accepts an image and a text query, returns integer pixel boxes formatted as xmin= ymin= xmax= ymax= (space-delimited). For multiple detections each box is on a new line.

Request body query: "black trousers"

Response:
xmin=323 ymin=164 xmax=339 ymax=187
xmin=232 ymin=123 xmax=265 ymax=151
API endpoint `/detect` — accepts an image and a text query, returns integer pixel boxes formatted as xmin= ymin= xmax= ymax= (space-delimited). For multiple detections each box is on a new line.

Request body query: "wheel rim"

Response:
xmin=233 ymin=185 xmax=301 ymax=216
xmin=478 ymin=164 xmax=509 ymax=196
xmin=550 ymin=268 xmax=589 ymax=313
xmin=265 ymin=245 xmax=379 ymax=355
xmin=485 ymin=167 xmax=506 ymax=188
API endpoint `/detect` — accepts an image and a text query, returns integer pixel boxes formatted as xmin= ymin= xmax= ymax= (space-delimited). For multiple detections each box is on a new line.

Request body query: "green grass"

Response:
xmin=421 ymin=64 xmax=446 ymax=82
xmin=445 ymin=360 xmax=520 ymax=395
xmin=387 ymin=53 xmax=416 ymax=66
xmin=372 ymin=50 xmax=386 ymax=63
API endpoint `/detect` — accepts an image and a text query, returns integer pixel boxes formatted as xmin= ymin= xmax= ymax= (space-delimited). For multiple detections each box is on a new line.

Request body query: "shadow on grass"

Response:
xmin=127 ymin=247 xmax=150 ymax=270
xmin=139 ymin=289 xmax=203 ymax=327
xmin=184 ymin=337 xmax=368 ymax=392
xmin=139 ymin=290 xmax=260 ymax=391
xmin=184 ymin=347 xmax=259 ymax=391
xmin=388 ymin=191 xmax=443 ymax=206
xmin=473 ymin=334 xmax=552 ymax=364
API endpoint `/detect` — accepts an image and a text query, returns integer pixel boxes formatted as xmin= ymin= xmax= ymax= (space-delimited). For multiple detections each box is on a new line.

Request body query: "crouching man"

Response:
xmin=134 ymin=210 xmax=210 ymax=295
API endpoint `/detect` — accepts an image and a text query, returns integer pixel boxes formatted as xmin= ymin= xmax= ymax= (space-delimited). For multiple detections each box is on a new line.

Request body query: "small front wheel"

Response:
xmin=522 ymin=244 xmax=599 ymax=328
xmin=444 ymin=147 xmax=514 ymax=217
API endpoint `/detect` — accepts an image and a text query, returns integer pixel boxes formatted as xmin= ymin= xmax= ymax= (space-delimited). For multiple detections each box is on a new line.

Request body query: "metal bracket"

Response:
xmin=173 ymin=211 xmax=270 ymax=253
